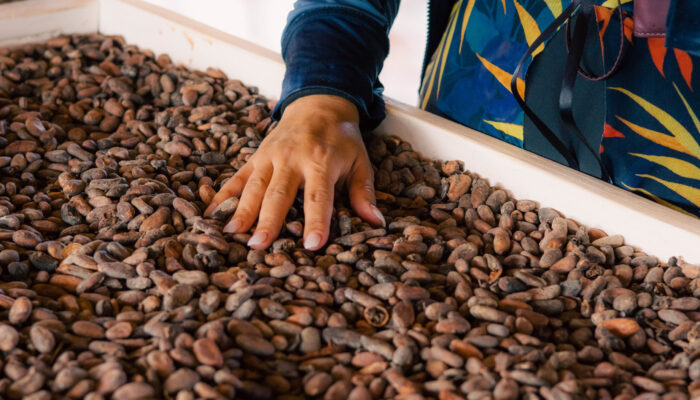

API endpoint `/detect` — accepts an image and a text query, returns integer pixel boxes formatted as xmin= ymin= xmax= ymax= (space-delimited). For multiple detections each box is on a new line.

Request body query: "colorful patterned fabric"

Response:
xmin=601 ymin=9 xmax=700 ymax=217
xmin=420 ymin=0 xmax=700 ymax=216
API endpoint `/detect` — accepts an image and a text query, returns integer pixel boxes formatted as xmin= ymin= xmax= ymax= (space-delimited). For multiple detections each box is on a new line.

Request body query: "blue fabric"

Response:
xmin=666 ymin=0 xmax=700 ymax=57
xmin=272 ymin=0 xmax=400 ymax=130
xmin=420 ymin=0 xmax=542 ymax=149
xmin=420 ymin=0 xmax=700 ymax=215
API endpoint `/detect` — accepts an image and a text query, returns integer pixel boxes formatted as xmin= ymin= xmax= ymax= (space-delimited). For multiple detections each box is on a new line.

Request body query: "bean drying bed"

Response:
xmin=1 ymin=1 xmax=700 ymax=400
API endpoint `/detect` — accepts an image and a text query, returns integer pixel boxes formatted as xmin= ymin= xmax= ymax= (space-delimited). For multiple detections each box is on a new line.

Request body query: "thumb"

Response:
xmin=348 ymin=159 xmax=385 ymax=227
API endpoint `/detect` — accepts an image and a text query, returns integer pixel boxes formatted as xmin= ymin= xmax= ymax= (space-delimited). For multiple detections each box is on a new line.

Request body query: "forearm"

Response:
xmin=273 ymin=0 xmax=400 ymax=131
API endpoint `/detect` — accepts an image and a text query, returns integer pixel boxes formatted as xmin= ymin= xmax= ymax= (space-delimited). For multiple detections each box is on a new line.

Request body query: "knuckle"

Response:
xmin=231 ymin=174 xmax=247 ymax=186
xmin=246 ymin=176 xmax=268 ymax=191
xmin=217 ymin=179 xmax=243 ymax=198
xmin=268 ymin=184 xmax=291 ymax=199
xmin=309 ymin=188 xmax=331 ymax=204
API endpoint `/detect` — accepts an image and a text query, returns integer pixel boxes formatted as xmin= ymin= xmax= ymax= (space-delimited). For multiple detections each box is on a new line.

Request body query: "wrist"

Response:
xmin=282 ymin=94 xmax=360 ymax=125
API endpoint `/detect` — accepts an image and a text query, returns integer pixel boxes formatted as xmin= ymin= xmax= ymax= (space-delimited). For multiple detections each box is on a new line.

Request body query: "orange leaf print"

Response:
xmin=674 ymin=49 xmax=693 ymax=91
xmin=594 ymin=6 xmax=614 ymax=56
xmin=623 ymin=17 xmax=634 ymax=42
xmin=603 ymin=123 xmax=625 ymax=138
xmin=648 ymin=37 xmax=667 ymax=78
xmin=595 ymin=5 xmax=613 ymax=25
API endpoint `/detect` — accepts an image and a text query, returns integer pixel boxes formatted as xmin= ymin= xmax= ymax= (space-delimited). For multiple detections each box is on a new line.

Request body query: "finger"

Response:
xmin=349 ymin=158 xmax=385 ymax=227
xmin=248 ymin=169 xmax=301 ymax=249
xmin=303 ymin=172 xmax=335 ymax=251
xmin=205 ymin=164 xmax=252 ymax=217
xmin=223 ymin=164 xmax=272 ymax=234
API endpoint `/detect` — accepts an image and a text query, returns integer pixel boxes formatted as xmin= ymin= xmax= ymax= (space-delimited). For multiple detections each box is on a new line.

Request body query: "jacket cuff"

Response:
xmin=273 ymin=7 xmax=389 ymax=131
xmin=271 ymin=87 xmax=385 ymax=132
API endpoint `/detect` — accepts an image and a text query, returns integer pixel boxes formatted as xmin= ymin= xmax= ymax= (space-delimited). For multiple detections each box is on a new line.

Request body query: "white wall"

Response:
xmin=142 ymin=0 xmax=427 ymax=105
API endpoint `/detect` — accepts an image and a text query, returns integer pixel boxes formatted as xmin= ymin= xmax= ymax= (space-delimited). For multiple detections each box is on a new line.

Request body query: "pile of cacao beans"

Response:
xmin=1 ymin=34 xmax=699 ymax=400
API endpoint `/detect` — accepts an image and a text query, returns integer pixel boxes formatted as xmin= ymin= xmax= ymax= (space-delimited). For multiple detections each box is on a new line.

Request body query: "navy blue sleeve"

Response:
xmin=272 ymin=0 xmax=401 ymax=131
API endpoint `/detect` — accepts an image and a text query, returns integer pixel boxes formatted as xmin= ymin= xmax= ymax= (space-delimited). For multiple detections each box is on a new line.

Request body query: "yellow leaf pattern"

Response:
xmin=612 ymin=84 xmax=700 ymax=213
xmin=484 ymin=120 xmax=524 ymax=141
xmin=513 ymin=0 xmax=545 ymax=57
xmin=636 ymin=174 xmax=700 ymax=208
xmin=601 ymin=0 xmax=632 ymax=7
xmin=420 ymin=60 xmax=438 ymax=110
xmin=438 ymin=0 xmax=463 ymax=98
xmin=673 ymin=83 xmax=700 ymax=136
xmin=617 ymin=116 xmax=692 ymax=156
xmin=610 ymin=87 xmax=700 ymax=158
xmin=421 ymin=3 xmax=461 ymax=109
xmin=475 ymin=53 xmax=526 ymax=98
xmin=629 ymin=153 xmax=700 ymax=180
xmin=544 ymin=0 xmax=563 ymax=17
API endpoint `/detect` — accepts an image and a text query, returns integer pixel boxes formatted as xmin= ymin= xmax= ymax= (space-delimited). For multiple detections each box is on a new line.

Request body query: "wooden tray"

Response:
xmin=2 ymin=0 xmax=698 ymax=263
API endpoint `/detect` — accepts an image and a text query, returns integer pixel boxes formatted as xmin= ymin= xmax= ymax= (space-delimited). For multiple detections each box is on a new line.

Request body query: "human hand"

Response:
xmin=205 ymin=94 xmax=385 ymax=250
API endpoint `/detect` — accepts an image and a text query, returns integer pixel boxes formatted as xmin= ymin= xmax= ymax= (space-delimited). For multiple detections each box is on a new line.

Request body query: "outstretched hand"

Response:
xmin=205 ymin=94 xmax=385 ymax=250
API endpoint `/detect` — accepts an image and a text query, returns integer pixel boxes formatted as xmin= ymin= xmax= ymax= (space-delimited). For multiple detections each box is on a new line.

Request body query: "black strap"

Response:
xmin=560 ymin=0 xmax=613 ymax=182
xmin=511 ymin=2 xmax=580 ymax=171
xmin=565 ymin=0 xmax=627 ymax=82
xmin=511 ymin=0 xmax=614 ymax=183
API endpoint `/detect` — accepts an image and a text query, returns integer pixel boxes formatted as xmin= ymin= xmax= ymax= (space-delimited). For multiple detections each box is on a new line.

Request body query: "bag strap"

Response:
xmin=565 ymin=0 xmax=628 ymax=81
xmin=511 ymin=0 xmax=614 ymax=183
xmin=560 ymin=0 xmax=614 ymax=183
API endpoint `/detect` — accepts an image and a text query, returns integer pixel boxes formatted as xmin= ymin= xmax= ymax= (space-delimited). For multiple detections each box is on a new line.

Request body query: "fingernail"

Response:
xmin=223 ymin=218 xmax=241 ymax=233
xmin=371 ymin=205 xmax=386 ymax=227
xmin=304 ymin=231 xmax=322 ymax=250
xmin=247 ymin=231 xmax=267 ymax=247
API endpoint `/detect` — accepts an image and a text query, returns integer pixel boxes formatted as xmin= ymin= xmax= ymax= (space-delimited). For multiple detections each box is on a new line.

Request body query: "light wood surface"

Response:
xmin=0 ymin=0 xmax=97 ymax=47
xmin=99 ymin=0 xmax=284 ymax=100
xmin=1 ymin=0 xmax=698 ymax=263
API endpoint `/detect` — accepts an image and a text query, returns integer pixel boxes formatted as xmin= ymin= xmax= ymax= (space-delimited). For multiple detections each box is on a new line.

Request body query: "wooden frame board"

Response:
xmin=0 ymin=0 xmax=98 ymax=47
xmin=1 ymin=0 xmax=698 ymax=263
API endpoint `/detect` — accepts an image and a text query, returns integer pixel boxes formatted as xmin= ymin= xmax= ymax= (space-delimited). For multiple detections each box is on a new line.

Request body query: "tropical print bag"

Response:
xmin=420 ymin=0 xmax=700 ymax=216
